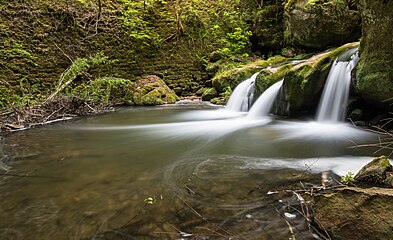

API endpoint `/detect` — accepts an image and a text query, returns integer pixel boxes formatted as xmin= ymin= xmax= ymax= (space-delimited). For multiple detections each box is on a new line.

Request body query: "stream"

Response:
xmin=0 ymin=103 xmax=380 ymax=239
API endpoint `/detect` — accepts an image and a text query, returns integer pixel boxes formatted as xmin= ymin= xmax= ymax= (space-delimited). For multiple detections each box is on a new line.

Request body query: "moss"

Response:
xmin=201 ymin=87 xmax=218 ymax=101
xmin=72 ymin=77 xmax=134 ymax=105
xmin=355 ymin=155 xmax=393 ymax=185
xmin=255 ymin=64 xmax=293 ymax=94
xmin=355 ymin=7 xmax=393 ymax=107
xmin=132 ymin=75 xmax=179 ymax=106
xmin=211 ymin=55 xmax=289 ymax=94
xmin=254 ymin=42 xmax=359 ymax=115
xmin=0 ymin=85 xmax=19 ymax=109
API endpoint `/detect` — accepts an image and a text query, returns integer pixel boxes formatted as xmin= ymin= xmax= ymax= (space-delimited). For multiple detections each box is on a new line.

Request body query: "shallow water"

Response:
xmin=0 ymin=104 xmax=382 ymax=239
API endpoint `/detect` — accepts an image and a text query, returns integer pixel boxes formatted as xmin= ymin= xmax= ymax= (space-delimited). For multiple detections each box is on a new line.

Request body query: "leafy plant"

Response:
xmin=341 ymin=172 xmax=355 ymax=185
xmin=73 ymin=77 xmax=133 ymax=104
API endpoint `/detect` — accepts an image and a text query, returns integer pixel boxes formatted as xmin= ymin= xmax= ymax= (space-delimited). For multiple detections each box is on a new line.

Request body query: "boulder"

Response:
xmin=355 ymin=155 xmax=393 ymax=185
xmin=354 ymin=0 xmax=393 ymax=108
xmin=201 ymin=88 xmax=218 ymax=101
xmin=132 ymin=75 xmax=179 ymax=106
xmin=284 ymin=0 xmax=361 ymax=49
xmin=313 ymin=187 xmax=393 ymax=240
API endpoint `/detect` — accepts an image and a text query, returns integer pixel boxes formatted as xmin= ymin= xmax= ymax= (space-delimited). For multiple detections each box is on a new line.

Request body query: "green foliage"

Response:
xmin=217 ymin=27 xmax=252 ymax=59
xmin=72 ymin=77 xmax=133 ymax=104
xmin=58 ymin=52 xmax=112 ymax=89
xmin=341 ymin=172 xmax=355 ymax=185
xmin=121 ymin=0 xmax=162 ymax=45
xmin=0 ymin=40 xmax=37 ymax=66
xmin=0 ymin=85 xmax=17 ymax=109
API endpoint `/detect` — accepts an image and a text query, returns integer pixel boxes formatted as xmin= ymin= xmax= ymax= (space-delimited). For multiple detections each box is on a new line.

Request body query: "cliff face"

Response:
xmin=354 ymin=0 xmax=393 ymax=109
xmin=0 ymin=0 xmax=212 ymax=108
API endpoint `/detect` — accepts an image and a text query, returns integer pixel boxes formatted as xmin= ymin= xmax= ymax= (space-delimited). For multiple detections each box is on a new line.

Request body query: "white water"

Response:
xmin=226 ymin=72 xmax=259 ymax=112
xmin=247 ymin=80 xmax=283 ymax=118
xmin=316 ymin=50 xmax=359 ymax=122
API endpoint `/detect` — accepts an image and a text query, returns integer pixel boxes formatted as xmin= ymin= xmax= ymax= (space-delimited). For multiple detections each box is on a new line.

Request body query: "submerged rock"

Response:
xmin=284 ymin=0 xmax=361 ymax=49
xmin=132 ymin=75 xmax=179 ymax=106
xmin=354 ymin=0 xmax=393 ymax=108
xmin=355 ymin=155 xmax=393 ymax=186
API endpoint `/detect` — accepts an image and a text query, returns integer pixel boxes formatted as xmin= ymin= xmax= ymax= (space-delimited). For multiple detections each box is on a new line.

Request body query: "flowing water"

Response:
xmin=247 ymin=80 xmax=283 ymax=118
xmin=226 ymin=72 xmax=258 ymax=112
xmin=0 ymin=103 xmax=381 ymax=239
xmin=316 ymin=50 xmax=359 ymax=122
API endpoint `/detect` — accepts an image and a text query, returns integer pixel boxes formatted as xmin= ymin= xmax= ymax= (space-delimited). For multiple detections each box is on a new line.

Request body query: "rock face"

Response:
xmin=354 ymin=0 xmax=393 ymax=108
xmin=355 ymin=155 xmax=393 ymax=186
xmin=284 ymin=0 xmax=361 ymax=49
xmin=313 ymin=187 xmax=393 ymax=240
xmin=132 ymin=75 xmax=179 ymax=105
xmin=265 ymin=43 xmax=359 ymax=116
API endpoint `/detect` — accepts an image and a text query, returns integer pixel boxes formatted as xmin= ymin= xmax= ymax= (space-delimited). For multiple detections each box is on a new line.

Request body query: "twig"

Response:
xmin=53 ymin=42 xmax=73 ymax=63
xmin=44 ymin=106 xmax=64 ymax=123
xmin=85 ymin=102 xmax=97 ymax=113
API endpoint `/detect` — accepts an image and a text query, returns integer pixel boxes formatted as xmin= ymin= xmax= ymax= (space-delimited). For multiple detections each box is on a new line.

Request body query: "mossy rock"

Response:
xmin=254 ymin=42 xmax=359 ymax=116
xmin=212 ymin=68 xmax=258 ymax=93
xmin=355 ymin=155 xmax=393 ymax=185
xmin=211 ymin=56 xmax=289 ymax=96
xmin=132 ymin=75 xmax=179 ymax=106
xmin=201 ymin=87 xmax=218 ymax=101
xmin=284 ymin=0 xmax=361 ymax=49
xmin=354 ymin=0 xmax=393 ymax=108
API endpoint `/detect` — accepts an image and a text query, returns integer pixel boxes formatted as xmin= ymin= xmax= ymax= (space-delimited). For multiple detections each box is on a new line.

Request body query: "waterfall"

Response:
xmin=316 ymin=50 xmax=359 ymax=122
xmin=247 ymin=79 xmax=283 ymax=118
xmin=226 ymin=72 xmax=259 ymax=112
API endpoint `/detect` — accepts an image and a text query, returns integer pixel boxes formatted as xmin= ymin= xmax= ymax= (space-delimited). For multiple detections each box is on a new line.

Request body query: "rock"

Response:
xmin=355 ymin=155 xmax=393 ymax=185
xmin=384 ymin=174 xmax=393 ymax=187
xmin=132 ymin=75 xmax=179 ymax=106
xmin=348 ymin=109 xmax=363 ymax=121
xmin=201 ymin=88 xmax=218 ymax=101
xmin=255 ymin=42 xmax=359 ymax=116
xmin=354 ymin=0 xmax=393 ymax=107
xmin=284 ymin=0 xmax=361 ymax=49
xmin=211 ymin=56 xmax=288 ymax=101
xmin=313 ymin=187 xmax=393 ymax=240
xmin=370 ymin=114 xmax=386 ymax=126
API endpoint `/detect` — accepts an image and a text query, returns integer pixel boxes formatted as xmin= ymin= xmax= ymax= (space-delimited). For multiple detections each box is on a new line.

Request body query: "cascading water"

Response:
xmin=247 ymin=79 xmax=283 ymax=118
xmin=316 ymin=49 xmax=359 ymax=122
xmin=226 ymin=72 xmax=259 ymax=112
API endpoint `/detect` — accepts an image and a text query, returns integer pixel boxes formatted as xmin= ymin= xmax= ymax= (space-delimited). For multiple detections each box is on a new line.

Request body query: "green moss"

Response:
xmin=0 ymin=85 xmax=18 ymax=109
xmin=201 ymin=87 xmax=218 ymax=101
xmin=72 ymin=77 xmax=134 ymax=105
xmin=212 ymin=55 xmax=289 ymax=93
xmin=253 ymin=42 xmax=359 ymax=115
xmin=132 ymin=75 xmax=179 ymax=106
